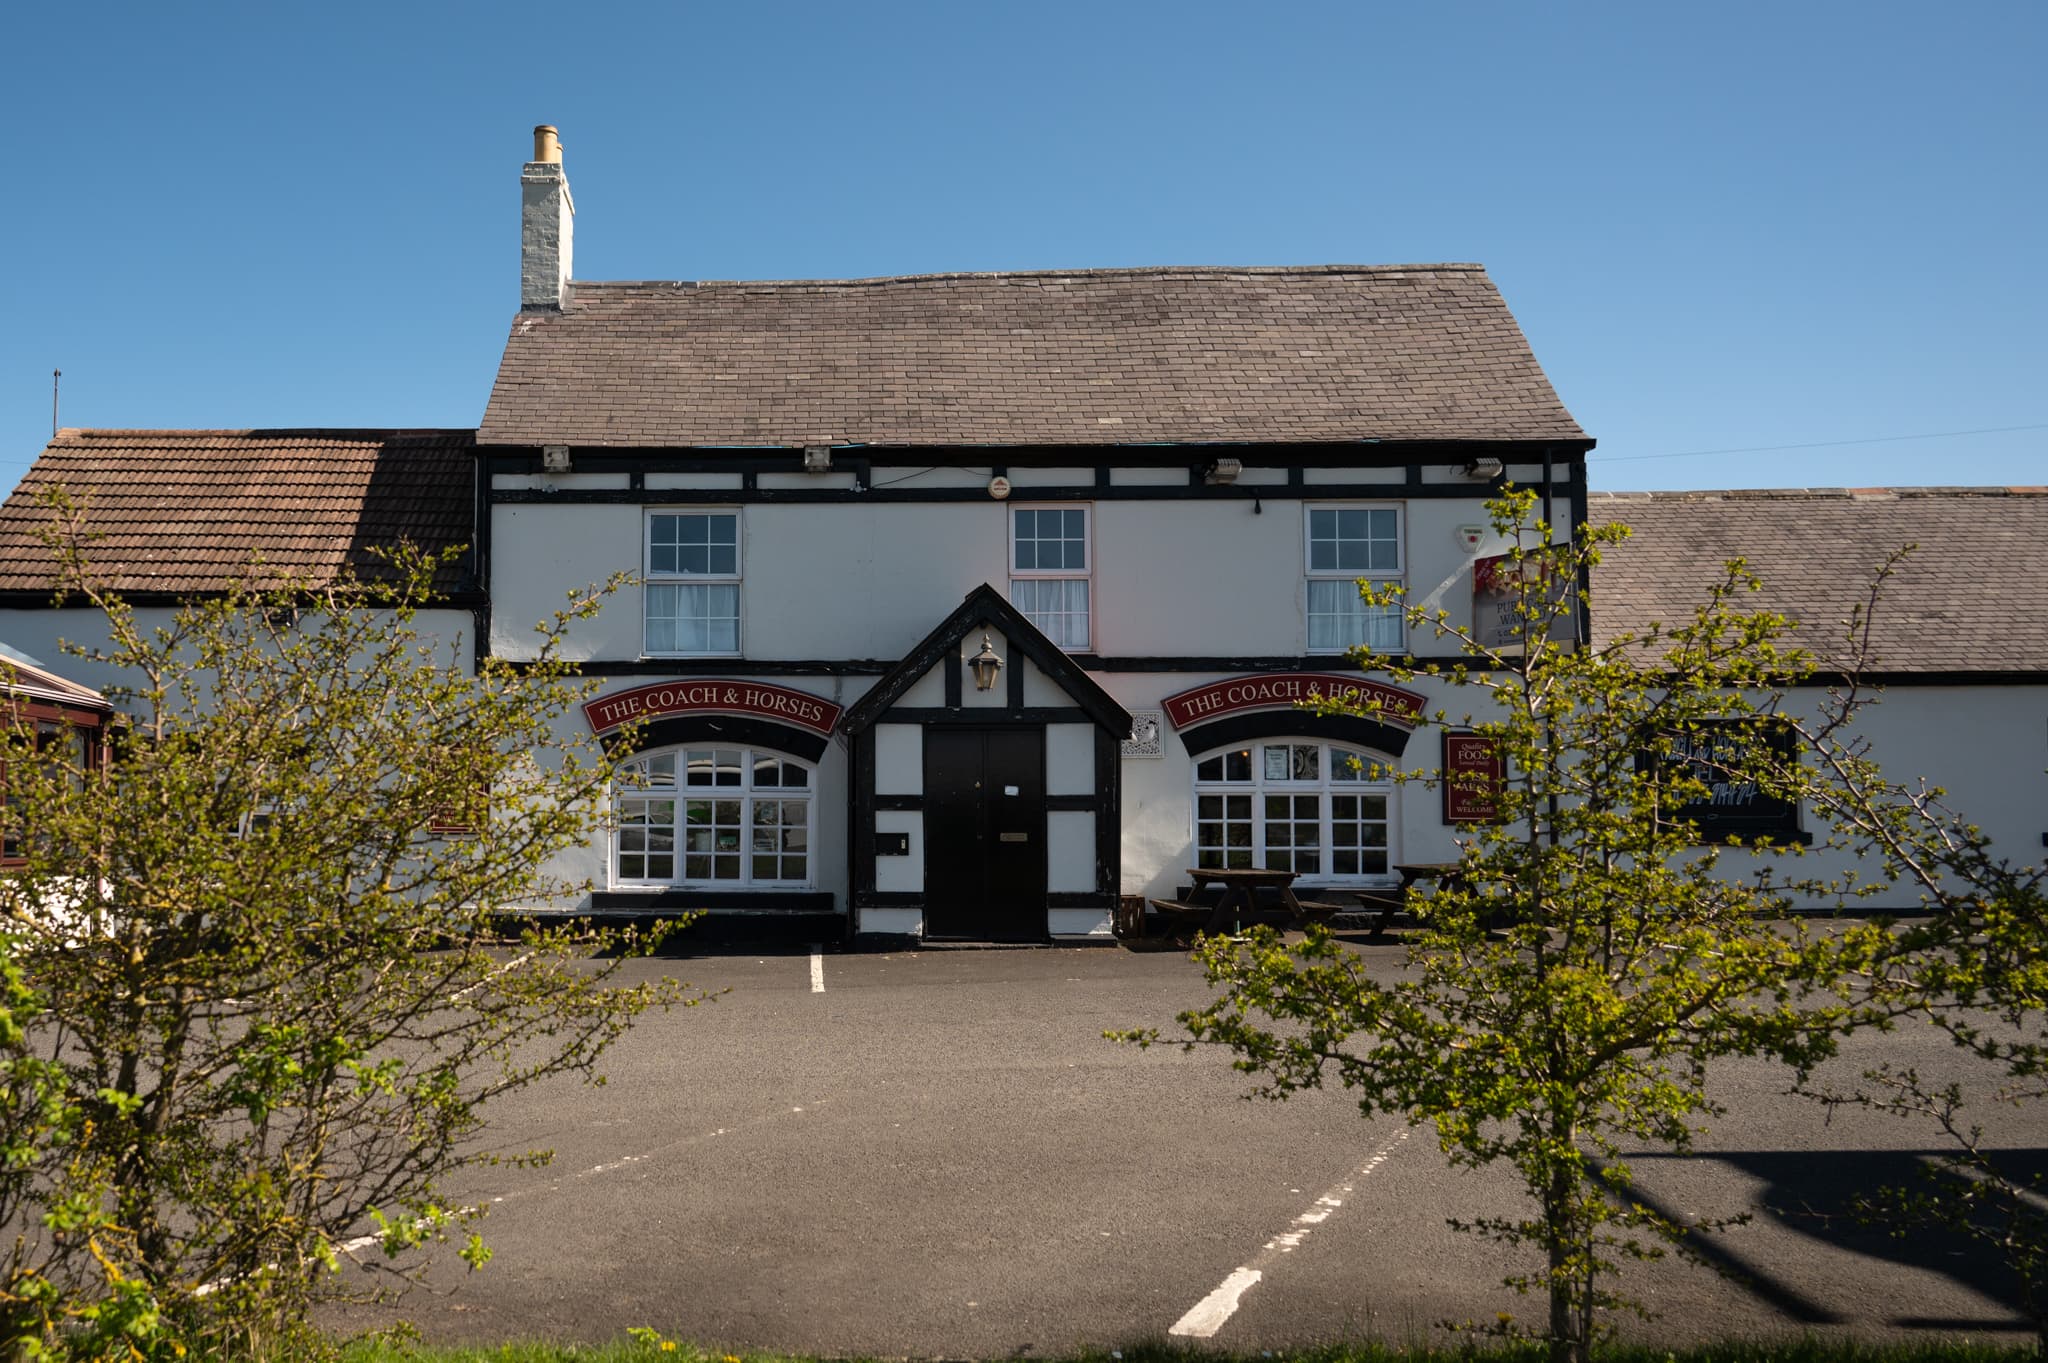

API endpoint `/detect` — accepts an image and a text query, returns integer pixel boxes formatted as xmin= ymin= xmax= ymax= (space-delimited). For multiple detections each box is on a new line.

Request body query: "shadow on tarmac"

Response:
xmin=1620 ymin=1147 xmax=2048 ymax=1332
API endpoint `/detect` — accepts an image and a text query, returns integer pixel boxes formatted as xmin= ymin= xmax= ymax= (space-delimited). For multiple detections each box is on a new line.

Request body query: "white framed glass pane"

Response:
xmin=1307 ymin=581 xmax=1401 ymax=651
xmin=1012 ymin=577 xmax=1089 ymax=650
xmin=1013 ymin=506 xmax=1089 ymax=574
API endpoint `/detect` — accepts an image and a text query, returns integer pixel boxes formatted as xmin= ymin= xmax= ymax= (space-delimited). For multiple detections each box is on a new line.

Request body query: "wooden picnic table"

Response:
xmin=1395 ymin=862 xmax=1472 ymax=895
xmin=1181 ymin=866 xmax=1307 ymax=935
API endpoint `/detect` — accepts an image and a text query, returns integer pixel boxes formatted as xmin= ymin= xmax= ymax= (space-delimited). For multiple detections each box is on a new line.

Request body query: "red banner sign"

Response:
xmin=1161 ymin=673 xmax=1425 ymax=731
xmin=582 ymin=680 xmax=842 ymax=738
xmin=1442 ymin=732 xmax=1504 ymax=824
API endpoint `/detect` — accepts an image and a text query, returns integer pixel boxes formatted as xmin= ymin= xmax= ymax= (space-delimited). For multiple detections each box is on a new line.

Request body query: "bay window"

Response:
xmin=614 ymin=747 xmax=812 ymax=888
xmin=1193 ymin=740 xmax=1395 ymax=882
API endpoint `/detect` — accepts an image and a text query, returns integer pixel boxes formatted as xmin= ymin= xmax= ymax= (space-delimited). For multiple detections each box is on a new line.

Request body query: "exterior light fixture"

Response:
xmin=1461 ymin=457 xmax=1506 ymax=481
xmin=1203 ymin=457 xmax=1243 ymax=485
xmin=802 ymin=444 xmax=833 ymax=474
xmin=967 ymin=633 xmax=1004 ymax=692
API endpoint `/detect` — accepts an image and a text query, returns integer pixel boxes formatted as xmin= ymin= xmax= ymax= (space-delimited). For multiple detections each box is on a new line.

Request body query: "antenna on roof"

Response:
xmin=51 ymin=369 xmax=60 ymax=437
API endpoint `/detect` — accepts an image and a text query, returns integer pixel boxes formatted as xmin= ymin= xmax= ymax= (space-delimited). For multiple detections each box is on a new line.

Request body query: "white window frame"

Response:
xmin=612 ymin=746 xmax=815 ymax=890
xmin=644 ymin=508 xmax=742 ymax=658
xmin=1008 ymin=503 xmax=1092 ymax=651
xmin=1192 ymin=739 xmax=1398 ymax=885
xmin=1304 ymin=502 xmax=1405 ymax=654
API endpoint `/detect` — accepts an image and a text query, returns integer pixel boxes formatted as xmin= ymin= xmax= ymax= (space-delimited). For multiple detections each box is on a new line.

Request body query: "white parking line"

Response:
xmin=1168 ymin=1127 xmax=1411 ymax=1339
xmin=810 ymin=946 xmax=825 ymax=993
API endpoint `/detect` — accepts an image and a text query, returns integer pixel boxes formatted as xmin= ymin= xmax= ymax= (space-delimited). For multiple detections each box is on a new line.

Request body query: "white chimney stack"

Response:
xmin=521 ymin=125 xmax=574 ymax=311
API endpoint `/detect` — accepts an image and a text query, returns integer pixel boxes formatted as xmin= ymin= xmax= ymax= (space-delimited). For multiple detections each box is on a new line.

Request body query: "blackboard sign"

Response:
xmin=1645 ymin=720 xmax=1809 ymax=846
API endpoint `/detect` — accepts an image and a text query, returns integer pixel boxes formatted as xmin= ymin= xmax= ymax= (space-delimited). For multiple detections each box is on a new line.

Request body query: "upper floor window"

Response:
xmin=1010 ymin=505 xmax=1091 ymax=650
xmin=1305 ymin=504 xmax=1403 ymax=653
xmin=646 ymin=510 xmax=740 ymax=656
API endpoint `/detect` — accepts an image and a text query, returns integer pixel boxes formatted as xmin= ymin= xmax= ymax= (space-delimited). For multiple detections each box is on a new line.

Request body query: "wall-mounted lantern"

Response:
xmin=967 ymin=633 xmax=1004 ymax=692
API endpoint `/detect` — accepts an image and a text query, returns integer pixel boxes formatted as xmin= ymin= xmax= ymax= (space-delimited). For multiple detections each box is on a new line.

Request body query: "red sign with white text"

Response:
xmin=582 ymin=680 xmax=842 ymax=738
xmin=1441 ymin=732 xmax=1504 ymax=824
xmin=1161 ymin=673 xmax=1425 ymax=731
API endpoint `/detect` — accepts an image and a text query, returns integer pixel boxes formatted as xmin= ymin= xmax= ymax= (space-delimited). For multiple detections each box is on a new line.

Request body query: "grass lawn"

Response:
xmin=338 ymin=1335 xmax=2043 ymax=1363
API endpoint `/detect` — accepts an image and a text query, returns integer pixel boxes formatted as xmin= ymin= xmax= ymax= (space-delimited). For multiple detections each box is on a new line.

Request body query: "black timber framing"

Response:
xmin=477 ymin=440 xmax=1594 ymax=473
xmin=882 ymin=706 xmax=1095 ymax=726
xmin=839 ymin=584 xmax=1130 ymax=736
xmin=1095 ymin=725 xmax=1121 ymax=908
xmin=480 ymin=441 xmax=1589 ymax=507
xmin=487 ymin=477 xmax=1582 ymax=506
xmin=503 ymin=656 xmax=2048 ymax=684
xmin=851 ymin=732 xmax=877 ymax=907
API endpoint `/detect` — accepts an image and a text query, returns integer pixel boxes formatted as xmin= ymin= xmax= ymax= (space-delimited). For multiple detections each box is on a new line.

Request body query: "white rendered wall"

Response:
xmin=1047 ymin=811 xmax=1096 ymax=892
xmin=874 ymin=811 xmax=923 ymax=893
xmin=0 ymin=607 xmax=478 ymax=694
xmin=873 ymin=725 xmax=923 ymax=794
xmin=488 ymin=491 xmax=1527 ymax=664
xmin=1046 ymin=725 xmax=1095 ymax=795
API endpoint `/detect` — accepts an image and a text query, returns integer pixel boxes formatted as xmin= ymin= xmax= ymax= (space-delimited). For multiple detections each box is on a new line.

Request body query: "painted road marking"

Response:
xmin=1168 ymin=1127 xmax=1412 ymax=1339
xmin=810 ymin=947 xmax=825 ymax=993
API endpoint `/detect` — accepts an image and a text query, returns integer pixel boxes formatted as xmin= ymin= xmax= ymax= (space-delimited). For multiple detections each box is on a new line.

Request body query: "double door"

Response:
xmin=922 ymin=727 xmax=1046 ymax=942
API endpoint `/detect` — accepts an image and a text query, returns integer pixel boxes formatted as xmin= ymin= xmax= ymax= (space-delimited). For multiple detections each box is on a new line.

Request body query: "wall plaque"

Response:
xmin=1122 ymin=710 xmax=1165 ymax=759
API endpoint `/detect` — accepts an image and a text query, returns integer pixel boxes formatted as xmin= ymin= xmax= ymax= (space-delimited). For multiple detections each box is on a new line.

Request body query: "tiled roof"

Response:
xmin=1588 ymin=488 xmax=2048 ymax=674
xmin=480 ymin=264 xmax=1588 ymax=449
xmin=0 ymin=430 xmax=476 ymax=595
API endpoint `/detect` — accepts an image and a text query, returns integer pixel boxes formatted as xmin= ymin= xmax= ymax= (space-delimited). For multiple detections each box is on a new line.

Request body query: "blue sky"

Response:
xmin=6 ymin=1 xmax=2042 ymax=495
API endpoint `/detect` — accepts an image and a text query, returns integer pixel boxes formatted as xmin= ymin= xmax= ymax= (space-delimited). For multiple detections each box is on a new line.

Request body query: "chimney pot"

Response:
xmin=533 ymin=124 xmax=561 ymax=164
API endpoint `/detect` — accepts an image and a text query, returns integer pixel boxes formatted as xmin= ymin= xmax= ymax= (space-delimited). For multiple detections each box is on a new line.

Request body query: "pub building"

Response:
xmin=468 ymin=129 xmax=1604 ymax=943
xmin=2 ymin=129 xmax=2040 ymax=943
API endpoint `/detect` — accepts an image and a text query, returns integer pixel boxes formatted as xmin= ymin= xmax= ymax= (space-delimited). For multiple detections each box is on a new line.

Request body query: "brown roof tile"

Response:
xmin=479 ymin=264 xmax=1587 ymax=449
xmin=0 ymin=429 xmax=475 ymax=595
xmin=1588 ymin=488 xmax=2048 ymax=674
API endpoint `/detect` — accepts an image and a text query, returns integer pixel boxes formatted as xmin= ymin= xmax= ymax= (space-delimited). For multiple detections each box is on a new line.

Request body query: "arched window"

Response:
xmin=1193 ymin=740 xmax=1395 ymax=883
xmin=615 ymin=747 xmax=813 ymax=887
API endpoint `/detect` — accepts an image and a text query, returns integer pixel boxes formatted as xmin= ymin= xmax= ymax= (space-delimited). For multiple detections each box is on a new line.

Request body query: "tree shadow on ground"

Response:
xmin=1619 ymin=1147 xmax=2047 ymax=1332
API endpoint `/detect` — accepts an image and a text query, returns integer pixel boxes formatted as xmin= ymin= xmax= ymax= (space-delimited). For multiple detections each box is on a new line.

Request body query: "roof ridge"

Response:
xmin=51 ymin=427 xmax=476 ymax=440
xmin=1593 ymin=486 xmax=2048 ymax=499
xmin=571 ymin=262 xmax=1490 ymax=293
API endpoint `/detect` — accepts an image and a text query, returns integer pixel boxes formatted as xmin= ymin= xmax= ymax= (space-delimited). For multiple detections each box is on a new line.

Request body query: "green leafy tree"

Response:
xmin=0 ymin=501 xmax=689 ymax=1360
xmin=1792 ymin=577 xmax=2048 ymax=1351
xmin=1119 ymin=490 xmax=1884 ymax=1363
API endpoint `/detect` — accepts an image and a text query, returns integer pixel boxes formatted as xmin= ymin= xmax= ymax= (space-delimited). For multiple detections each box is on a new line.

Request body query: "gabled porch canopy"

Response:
xmin=841 ymin=583 xmax=1132 ymax=737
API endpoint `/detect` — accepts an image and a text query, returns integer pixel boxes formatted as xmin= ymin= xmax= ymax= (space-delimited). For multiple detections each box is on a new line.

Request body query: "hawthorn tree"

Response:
xmin=0 ymin=506 xmax=687 ymax=1361
xmin=1120 ymin=490 xmax=1886 ymax=1363
xmin=1792 ymin=566 xmax=2048 ymax=1350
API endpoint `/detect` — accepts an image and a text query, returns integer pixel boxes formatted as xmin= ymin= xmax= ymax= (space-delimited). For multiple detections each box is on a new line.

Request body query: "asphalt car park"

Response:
xmin=330 ymin=939 xmax=2046 ymax=1355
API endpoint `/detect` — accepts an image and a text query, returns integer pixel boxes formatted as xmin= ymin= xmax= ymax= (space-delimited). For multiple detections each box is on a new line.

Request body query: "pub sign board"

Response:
xmin=1161 ymin=673 xmax=1425 ymax=730
xmin=582 ymin=680 xmax=842 ymax=738
xmin=1441 ymin=732 xmax=1504 ymax=824
xmin=1473 ymin=550 xmax=1577 ymax=651
xmin=1641 ymin=719 xmax=1809 ymax=846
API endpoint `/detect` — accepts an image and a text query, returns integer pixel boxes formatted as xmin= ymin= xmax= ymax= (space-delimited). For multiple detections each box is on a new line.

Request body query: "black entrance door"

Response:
xmin=923 ymin=727 xmax=1046 ymax=941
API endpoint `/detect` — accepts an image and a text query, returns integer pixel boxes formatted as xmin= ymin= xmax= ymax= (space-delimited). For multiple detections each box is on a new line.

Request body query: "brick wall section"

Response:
xmin=0 ymin=429 xmax=475 ymax=594
xmin=478 ymin=263 xmax=1588 ymax=449
xmin=1588 ymin=487 xmax=2048 ymax=673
